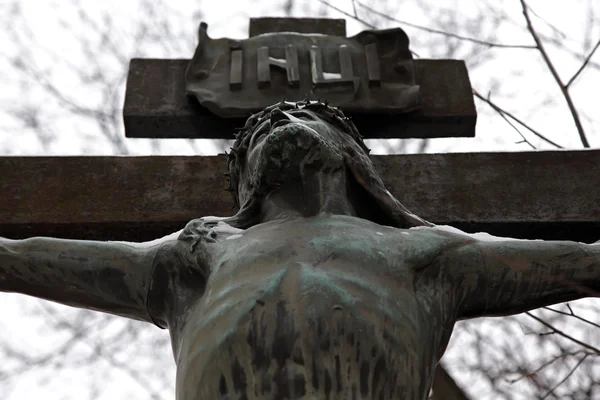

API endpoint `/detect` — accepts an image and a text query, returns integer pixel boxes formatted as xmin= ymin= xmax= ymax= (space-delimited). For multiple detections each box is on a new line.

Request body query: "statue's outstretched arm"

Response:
xmin=443 ymin=235 xmax=600 ymax=319
xmin=0 ymin=236 xmax=169 ymax=324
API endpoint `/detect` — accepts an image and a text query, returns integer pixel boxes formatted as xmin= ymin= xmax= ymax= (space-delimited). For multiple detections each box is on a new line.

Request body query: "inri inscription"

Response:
xmin=185 ymin=22 xmax=420 ymax=117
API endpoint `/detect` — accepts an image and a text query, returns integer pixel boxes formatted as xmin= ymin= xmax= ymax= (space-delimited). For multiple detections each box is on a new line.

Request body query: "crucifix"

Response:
xmin=1 ymin=17 xmax=599 ymax=400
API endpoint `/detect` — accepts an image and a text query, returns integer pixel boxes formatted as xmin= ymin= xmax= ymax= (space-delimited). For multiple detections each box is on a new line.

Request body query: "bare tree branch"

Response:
xmin=526 ymin=312 xmax=600 ymax=355
xmin=567 ymin=38 xmax=600 ymax=88
xmin=319 ymin=0 xmax=536 ymax=49
xmin=540 ymin=353 xmax=588 ymax=399
xmin=473 ymin=90 xmax=564 ymax=148
xmin=491 ymin=101 xmax=537 ymax=149
xmin=317 ymin=0 xmax=376 ymax=28
xmin=355 ymin=0 xmax=537 ymax=49
xmin=543 ymin=304 xmax=600 ymax=330
xmin=506 ymin=350 xmax=593 ymax=385
xmin=36 ymin=305 xmax=164 ymax=400
xmin=520 ymin=0 xmax=590 ymax=148
xmin=351 ymin=0 xmax=358 ymax=19
xmin=534 ymin=30 xmax=600 ymax=72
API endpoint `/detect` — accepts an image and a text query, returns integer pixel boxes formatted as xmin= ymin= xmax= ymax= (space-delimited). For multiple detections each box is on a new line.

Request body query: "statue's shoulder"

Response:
xmin=178 ymin=216 xmax=244 ymax=251
xmin=148 ymin=219 xmax=220 ymax=292
xmin=401 ymin=225 xmax=482 ymax=256
xmin=138 ymin=217 xmax=239 ymax=270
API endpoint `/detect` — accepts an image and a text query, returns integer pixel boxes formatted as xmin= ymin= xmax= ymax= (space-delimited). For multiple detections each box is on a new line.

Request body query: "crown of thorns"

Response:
xmin=224 ymin=100 xmax=370 ymax=206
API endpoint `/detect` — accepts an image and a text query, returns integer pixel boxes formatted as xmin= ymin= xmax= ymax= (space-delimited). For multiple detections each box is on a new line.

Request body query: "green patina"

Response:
xmin=261 ymin=267 xmax=289 ymax=296
xmin=309 ymin=235 xmax=383 ymax=263
xmin=307 ymin=237 xmax=395 ymax=301
xmin=296 ymin=262 xmax=358 ymax=305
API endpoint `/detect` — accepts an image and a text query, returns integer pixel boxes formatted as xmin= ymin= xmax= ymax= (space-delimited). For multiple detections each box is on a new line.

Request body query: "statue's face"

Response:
xmin=237 ymin=106 xmax=355 ymax=205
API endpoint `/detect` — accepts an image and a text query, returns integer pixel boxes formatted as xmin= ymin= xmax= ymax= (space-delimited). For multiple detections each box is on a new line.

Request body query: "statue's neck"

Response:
xmin=259 ymin=169 xmax=356 ymax=222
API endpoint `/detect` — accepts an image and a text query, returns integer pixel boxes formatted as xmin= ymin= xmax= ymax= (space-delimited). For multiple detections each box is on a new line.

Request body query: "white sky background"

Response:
xmin=0 ymin=0 xmax=599 ymax=399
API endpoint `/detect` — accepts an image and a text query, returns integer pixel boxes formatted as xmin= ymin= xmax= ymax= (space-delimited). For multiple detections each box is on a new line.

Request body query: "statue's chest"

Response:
xmin=177 ymin=219 xmax=440 ymax=400
xmin=195 ymin=218 xmax=437 ymax=328
xmin=207 ymin=218 xmax=422 ymax=279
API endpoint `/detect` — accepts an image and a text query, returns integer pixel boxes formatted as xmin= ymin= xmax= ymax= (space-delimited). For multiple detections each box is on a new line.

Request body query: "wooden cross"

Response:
xmin=2 ymin=17 xmax=598 ymax=244
xmin=1 ymin=18 xmax=599 ymax=399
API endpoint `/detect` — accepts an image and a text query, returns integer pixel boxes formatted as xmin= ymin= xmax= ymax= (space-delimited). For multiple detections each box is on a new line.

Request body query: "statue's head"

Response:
xmin=227 ymin=100 xmax=368 ymax=207
xmin=225 ymin=100 xmax=430 ymax=229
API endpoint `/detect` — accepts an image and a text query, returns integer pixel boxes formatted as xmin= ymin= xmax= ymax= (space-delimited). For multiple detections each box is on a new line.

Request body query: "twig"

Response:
xmin=318 ymin=0 xmax=536 ymax=49
xmin=566 ymin=303 xmax=574 ymax=314
xmin=473 ymin=90 xmax=564 ymax=148
xmin=527 ymin=4 xmax=568 ymax=40
xmin=494 ymin=104 xmax=536 ymax=149
xmin=520 ymin=0 xmax=590 ymax=148
xmin=354 ymin=0 xmax=537 ymax=49
xmin=543 ymin=304 xmax=600 ymax=330
xmin=351 ymin=0 xmax=358 ymax=19
xmin=318 ymin=0 xmax=376 ymax=28
xmin=525 ymin=311 xmax=600 ymax=355
xmin=37 ymin=305 xmax=164 ymax=400
xmin=506 ymin=350 xmax=592 ymax=384
xmin=536 ymin=31 xmax=600 ymax=72
xmin=540 ymin=353 xmax=588 ymax=399
xmin=566 ymin=38 xmax=600 ymax=88
xmin=316 ymin=0 xmax=421 ymax=57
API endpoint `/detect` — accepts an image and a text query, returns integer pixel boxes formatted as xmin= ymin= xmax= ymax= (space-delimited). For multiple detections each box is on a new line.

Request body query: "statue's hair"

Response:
xmin=226 ymin=100 xmax=370 ymax=208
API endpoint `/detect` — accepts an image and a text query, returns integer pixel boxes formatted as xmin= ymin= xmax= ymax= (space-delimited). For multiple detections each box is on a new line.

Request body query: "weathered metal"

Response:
xmin=185 ymin=22 xmax=421 ymax=117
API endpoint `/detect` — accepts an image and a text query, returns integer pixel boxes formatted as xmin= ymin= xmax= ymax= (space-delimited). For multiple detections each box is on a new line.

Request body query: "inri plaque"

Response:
xmin=185 ymin=22 xmax=421 ymax=118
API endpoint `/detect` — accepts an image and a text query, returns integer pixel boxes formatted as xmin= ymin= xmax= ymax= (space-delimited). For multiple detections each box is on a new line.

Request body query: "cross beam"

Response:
xmin=249 ymin=17 xmax=347 ymax=37
xmin=124 ymin=59 xmax=475 ymax=139
xmin=1 ymin=150 xmax=598 ymax=242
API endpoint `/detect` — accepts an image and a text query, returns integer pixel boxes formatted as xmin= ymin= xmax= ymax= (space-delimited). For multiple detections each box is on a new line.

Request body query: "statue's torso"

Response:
xmin=162 ymin=215 xmax=460 ymax=400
